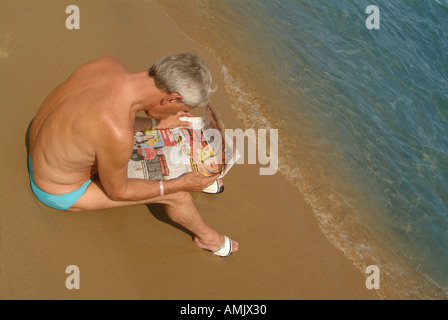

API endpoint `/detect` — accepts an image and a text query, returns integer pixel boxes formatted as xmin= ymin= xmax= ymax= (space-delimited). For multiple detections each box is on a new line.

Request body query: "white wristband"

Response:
xmin=159 ymin=180 xmax=164 ymax=196
xmin=151 ymin=118 xmax=157 ymax=129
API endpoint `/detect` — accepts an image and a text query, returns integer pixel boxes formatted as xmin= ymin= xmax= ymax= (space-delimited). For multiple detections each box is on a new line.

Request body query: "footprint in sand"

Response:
xmin=0 ymin=33 xmax=18 ymax=59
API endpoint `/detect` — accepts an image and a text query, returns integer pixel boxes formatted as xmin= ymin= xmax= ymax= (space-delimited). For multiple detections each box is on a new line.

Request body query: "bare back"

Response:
xmin=30 ymin=57 xmax=134 ymax=195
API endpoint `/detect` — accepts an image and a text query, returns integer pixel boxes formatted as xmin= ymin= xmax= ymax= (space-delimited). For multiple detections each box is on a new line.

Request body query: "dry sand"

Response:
xmin=0 ymin=0 xmax=378 ymax=299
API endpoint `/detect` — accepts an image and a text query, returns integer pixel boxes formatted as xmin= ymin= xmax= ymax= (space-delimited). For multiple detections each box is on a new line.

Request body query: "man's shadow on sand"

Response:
xmin=144 ymin=203 xmax=194 ymax=238
xmin=25 ymin=119 xmax=193 ymax=238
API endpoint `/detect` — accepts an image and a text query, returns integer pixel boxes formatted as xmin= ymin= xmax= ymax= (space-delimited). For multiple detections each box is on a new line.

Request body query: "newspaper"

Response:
xmin=127 ymin=104 xmax=238 ymax=183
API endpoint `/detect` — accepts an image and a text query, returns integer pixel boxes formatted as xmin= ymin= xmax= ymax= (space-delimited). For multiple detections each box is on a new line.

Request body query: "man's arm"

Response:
xmin=133 ymin=111 xmax=194 ymax=132
xmin=133 ymin=116 xmax=158 ymax=132
xmin=96 ymin=130 xmax=218 ymax=201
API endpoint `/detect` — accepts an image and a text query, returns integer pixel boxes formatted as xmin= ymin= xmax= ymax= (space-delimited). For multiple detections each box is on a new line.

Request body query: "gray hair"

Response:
xmin=149 ymin=53 xmax=216 ymax=107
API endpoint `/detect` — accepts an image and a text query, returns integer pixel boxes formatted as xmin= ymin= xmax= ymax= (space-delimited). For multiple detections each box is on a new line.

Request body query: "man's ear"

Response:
xmin=166 ymin=92 xmax=183 ymax=104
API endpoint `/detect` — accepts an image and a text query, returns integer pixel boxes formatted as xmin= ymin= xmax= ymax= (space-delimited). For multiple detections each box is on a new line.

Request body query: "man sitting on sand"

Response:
xmin=28 ymin=53 xmax=238 ymax=257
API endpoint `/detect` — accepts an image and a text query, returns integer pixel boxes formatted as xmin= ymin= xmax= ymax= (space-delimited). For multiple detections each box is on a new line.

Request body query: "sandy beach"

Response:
xmin=0 ymin=0 xmax=378 ymax=300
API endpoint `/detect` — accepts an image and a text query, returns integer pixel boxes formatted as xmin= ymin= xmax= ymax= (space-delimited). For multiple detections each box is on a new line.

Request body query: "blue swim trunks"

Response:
xmin=28 ymin=154 xmax=98 ymax=210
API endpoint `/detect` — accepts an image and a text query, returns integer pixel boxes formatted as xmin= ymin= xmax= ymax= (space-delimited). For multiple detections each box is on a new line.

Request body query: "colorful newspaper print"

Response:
xmin=127 ymin=104 xmax=236 ymax=181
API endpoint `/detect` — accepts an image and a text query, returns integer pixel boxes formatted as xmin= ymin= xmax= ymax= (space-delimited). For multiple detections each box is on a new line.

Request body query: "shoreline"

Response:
xmin=0 ymin=0 xmax=378 ymax=299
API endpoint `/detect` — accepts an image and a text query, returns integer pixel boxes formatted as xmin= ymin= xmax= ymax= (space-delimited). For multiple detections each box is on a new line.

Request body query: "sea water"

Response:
xmin=156 ymin=0 xmax=448 ymax=299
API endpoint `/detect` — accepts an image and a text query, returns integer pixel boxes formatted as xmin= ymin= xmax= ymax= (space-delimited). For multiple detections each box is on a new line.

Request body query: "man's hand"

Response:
xmin=177 ymin=172 xmax=220 ymax=192
xmin=157 ymin=111 xmax=195 ymax=129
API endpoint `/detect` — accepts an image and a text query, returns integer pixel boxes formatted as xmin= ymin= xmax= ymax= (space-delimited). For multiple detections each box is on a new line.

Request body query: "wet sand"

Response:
xmin=0 ymin=0 xmax=378 ymax=299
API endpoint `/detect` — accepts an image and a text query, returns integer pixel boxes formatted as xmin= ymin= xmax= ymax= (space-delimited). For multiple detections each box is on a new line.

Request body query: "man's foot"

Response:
xmin=193 ymin=235 xmax=239 ymax=257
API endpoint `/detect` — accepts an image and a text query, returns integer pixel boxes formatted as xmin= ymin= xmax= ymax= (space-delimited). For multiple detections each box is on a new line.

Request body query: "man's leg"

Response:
xmin=69 ymin=177 xmax=239 ymax=254
xmin=162 ymin=191 xmax=238 ymax=253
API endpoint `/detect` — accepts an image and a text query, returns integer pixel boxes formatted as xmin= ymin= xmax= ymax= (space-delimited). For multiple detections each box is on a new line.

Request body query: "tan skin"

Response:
xmin=29 ymin=57 xmax=238 ymax=254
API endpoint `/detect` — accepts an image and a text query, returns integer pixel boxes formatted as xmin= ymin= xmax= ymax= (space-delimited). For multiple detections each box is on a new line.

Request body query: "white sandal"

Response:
xmin=204 ymin=236 xmax=233 ymax=257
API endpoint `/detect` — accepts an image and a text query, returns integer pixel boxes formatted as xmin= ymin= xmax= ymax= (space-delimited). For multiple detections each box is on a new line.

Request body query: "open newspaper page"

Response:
xmin=127 ymin=104 xmax=239 ymax=186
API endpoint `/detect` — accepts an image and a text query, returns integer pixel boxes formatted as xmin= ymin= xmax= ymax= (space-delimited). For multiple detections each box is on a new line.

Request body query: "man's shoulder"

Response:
xmin=88 ymin=56 xmax=125 ymax=67
xmin=76 ymin=57 xmax=127 ymax=76
xmin=70 ymin=57 xmax=131 ymax=95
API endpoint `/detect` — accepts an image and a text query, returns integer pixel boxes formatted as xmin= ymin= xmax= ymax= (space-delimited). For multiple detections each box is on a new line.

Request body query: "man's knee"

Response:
xmin=168 ymin=191 xmax=193 ymax=206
